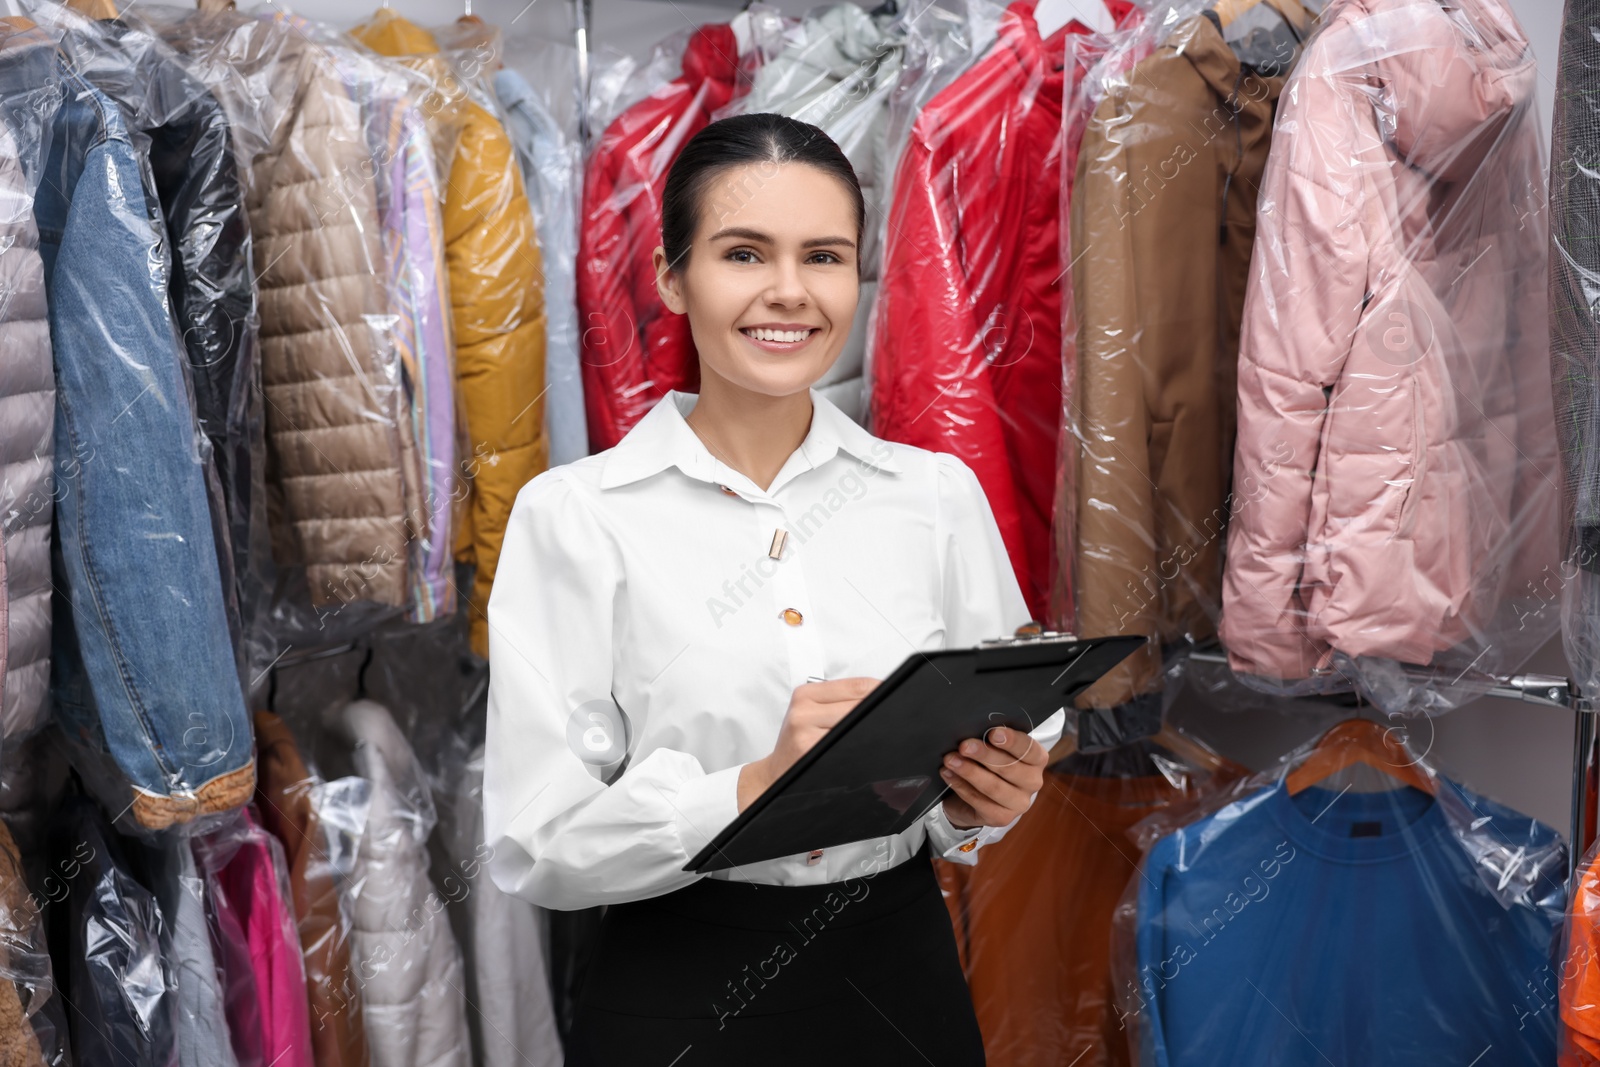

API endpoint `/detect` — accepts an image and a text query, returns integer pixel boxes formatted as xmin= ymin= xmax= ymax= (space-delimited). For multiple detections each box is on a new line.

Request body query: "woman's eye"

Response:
xmin=808 ymin=251 xmax=843 ymax=265
xmin=727 ymin=248 xmax=759 ymax=264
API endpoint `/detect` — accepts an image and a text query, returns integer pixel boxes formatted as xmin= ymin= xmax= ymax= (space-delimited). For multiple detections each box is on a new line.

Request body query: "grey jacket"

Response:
xmin=0 ymin=64 xmax=54 ymax=742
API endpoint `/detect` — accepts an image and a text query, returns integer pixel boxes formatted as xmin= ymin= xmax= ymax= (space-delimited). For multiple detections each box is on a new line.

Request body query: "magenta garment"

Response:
xmin=197 ymin=808 xmax=316 ymax=1067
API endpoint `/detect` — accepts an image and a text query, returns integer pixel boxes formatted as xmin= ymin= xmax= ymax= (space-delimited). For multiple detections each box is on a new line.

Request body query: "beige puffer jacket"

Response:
xmin=0 ymin=67 xmax=53 ymax=742
xmin=154 ymin=7 xmax=416 ymax=610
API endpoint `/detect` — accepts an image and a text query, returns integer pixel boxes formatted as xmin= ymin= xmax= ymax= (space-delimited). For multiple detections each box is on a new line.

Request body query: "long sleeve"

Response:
xmin=924 ymin=453 xmax=1062 ymax=864
xmin=483 ymin=472 xmax=741 ymax=910
xmin=1220 ymin=159 xmax=1369 ymax=680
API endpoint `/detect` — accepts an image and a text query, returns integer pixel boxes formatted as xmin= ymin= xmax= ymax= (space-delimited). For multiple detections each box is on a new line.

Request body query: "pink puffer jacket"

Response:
xmin=1221 ymin=0 xmax=1557 ymax=681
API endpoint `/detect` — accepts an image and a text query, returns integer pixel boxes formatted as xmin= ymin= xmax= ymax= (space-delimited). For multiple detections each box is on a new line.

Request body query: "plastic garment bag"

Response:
xmin=1114 ymin=739 xmax=1565 ymax=1065
xmin=333 ymin=699 xmax=469 ymax=1067
xmin=870 ymin=0 xmax=1127 ymax=623
xmin=937 ymin=734 xmax=1246 ymax=1067
xmin=352 ymin=7 xmax=547 ymax=660
xmin=0 ymin=15 xmax=54 ymax=744
xmin=1551 ymin=0 xmax=1600 ymax=705
xmin=1047 ymin=8 xmax=1146 ymax=637
xmin=1219 ymin=0 xmax=1559 ymax=712
xmin=24 ymin=0 xmax=267 ymax=679
xmin=253 ymin=709 xmax=369 ymax=1067
xmin=1065 ymin=0 xmax=1306 ymax=711
xmin=576 ymin=9 xmax=787 ymax=453
xmin=46 ymin=797 xmax=178 ymax=1067
xmin=0 ymin=816 xmax=63 ymax=1066
xmin=716 ymin=1 xmax=907 ymax=424
xmin=1 ymin=14 xmax=254 ymax=831
xmin=192 ymin=808 xmax=315 ymax=1067
xmin=138 ymin=4 xmax=416 ymax=634
xmin=138 ymin=836 xmax=240 ymax=1067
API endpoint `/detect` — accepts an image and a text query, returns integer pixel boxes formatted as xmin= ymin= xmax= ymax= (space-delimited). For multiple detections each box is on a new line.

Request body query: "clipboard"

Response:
xmin=684 ymin=631 xmax=1145 ymax=873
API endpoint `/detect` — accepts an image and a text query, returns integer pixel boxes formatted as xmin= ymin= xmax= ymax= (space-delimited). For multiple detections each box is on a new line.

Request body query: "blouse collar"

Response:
xmin=599 ymin=388 xmax=902 ymax=494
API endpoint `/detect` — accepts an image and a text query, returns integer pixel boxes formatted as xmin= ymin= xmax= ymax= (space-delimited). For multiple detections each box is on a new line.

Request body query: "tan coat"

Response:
xmin=1070 ymin=13 xmax=1292 ymax=708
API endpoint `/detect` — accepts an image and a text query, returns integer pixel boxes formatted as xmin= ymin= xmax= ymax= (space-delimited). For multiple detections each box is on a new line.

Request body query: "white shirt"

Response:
xmin=483 ymin=389 xmax=1064 ymax=910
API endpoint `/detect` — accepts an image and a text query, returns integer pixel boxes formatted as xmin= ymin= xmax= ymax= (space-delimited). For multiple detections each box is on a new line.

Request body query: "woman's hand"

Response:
xmin=939 ymin=726 xmax=1048 ymax=830
xmin=738 ymin=678 xmax=879 ymax=812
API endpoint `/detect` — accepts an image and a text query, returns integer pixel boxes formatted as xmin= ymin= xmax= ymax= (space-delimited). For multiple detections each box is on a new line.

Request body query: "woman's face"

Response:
xmin=654 ymin=161 xmax=860 ymax=400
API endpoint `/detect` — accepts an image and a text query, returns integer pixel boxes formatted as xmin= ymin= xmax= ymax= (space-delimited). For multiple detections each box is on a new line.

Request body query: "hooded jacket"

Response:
xmin=870 ymin=0 xmax=1098 ymax=621
xmin=725 ymin=2 xmax=906 ymax=423
xmin=353 ymin=9 xmax=547 ymax=658
xmin=1221 ymin=0 xmax=1557 ymax=680
xmin=0 ymin=28 xmax=53 ymax=741
xmin=336 ymin=699 xmax=470 ymax=1067
xmin=577 ymin=23 xmax=748 ymax=453
xmin=1067 ymin=9 xmax=1296 ymax=708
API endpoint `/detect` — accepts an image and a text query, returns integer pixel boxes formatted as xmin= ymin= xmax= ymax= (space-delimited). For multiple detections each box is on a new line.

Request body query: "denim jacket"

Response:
xmin=0 ymin=26 xmax=255 ymax=829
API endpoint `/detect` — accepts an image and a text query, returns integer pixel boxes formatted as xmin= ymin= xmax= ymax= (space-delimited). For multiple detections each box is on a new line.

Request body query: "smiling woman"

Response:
xmin=484 ymin=113 xmax=1057 ymax=1067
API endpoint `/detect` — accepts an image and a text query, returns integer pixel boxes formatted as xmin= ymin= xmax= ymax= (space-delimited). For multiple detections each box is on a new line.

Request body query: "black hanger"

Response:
xmin=869 ymin=0 xmax=899 ymax=18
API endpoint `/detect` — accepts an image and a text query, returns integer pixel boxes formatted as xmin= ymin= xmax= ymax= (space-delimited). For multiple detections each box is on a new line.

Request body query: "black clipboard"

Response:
xmin=684 ymin=631 xmax=1144 ymax=873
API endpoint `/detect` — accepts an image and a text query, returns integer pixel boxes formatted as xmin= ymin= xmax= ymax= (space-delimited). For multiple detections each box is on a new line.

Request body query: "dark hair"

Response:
xmin=660 ymin=113 xmax=865 ymax=273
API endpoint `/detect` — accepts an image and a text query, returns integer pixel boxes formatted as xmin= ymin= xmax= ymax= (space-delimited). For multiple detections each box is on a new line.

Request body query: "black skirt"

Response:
xmin=565 ymin=840 xmax=986 ymax=1066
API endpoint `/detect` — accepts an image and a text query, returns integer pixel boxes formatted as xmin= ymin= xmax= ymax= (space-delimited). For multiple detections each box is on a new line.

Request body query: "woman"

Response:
xmin=483 ymin=113 xmax=1061 ymax=1065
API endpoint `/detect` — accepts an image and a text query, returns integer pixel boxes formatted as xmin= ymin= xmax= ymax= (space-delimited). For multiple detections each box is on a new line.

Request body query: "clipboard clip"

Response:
xmin=977 ymin=620 xmax=1081 ymax=649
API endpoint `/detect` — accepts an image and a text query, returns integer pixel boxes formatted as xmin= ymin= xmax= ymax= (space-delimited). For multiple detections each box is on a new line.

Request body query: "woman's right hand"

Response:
xmin=737 ymin=677 xmax=880 ymax=812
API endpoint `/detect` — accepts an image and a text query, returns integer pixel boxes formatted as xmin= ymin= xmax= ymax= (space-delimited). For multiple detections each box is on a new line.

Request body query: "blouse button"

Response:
xmin=958 ymin=839 xmax=979 ymax=853
xmin=780 ymin=608 xmax=804 ymax=627
xmin=718 ymin=484 xmax=737 ymax=496
xmin=805 ymin=849 xmax=824 ymax=865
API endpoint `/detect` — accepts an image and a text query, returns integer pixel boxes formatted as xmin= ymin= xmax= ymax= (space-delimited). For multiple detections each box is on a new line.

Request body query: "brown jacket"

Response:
xmin=1069 ymin=13 xmax=1293 ymax=707
xmin=254 ymin=709 xmax=370 ymax=1067
xmin=153 ymin=7 xmax=416 ymax=610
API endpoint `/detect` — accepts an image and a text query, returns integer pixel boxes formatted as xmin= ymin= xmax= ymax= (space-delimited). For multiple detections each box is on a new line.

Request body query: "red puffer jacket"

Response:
xmin=870 ymin=0 xmax=1103 ymax=621
xmin=578 ymin=24 xmax=747 ymax=453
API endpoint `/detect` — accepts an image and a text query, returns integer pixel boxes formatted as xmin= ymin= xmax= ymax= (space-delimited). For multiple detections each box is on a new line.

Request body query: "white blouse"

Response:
xmin=483 ymin=389 xmax=1064 ymax=910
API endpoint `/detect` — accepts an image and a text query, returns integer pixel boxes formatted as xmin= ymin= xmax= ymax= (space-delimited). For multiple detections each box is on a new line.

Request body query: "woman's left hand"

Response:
xmin=939 ymin=726 xmax=1049 ymax=830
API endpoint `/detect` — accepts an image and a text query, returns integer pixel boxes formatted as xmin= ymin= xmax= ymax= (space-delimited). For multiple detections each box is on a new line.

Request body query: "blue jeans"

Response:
xmin=17 ymin=47 xmax=253 ymax=823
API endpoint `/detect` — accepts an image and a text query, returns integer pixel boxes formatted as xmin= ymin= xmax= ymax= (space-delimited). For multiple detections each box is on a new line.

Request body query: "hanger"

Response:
xmin=1150 ymin=722 xmax=1230 ymax=775
xmin=65 ymin=0 xmax=118 ymax=20
xmin=1211 ymin=0 xmax=1313 ymax=32
xmin=1285 ymin=717 xmax=1437 ymax=796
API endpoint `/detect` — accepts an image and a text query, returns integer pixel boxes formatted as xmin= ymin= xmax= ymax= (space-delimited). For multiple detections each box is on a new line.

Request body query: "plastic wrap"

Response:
xmin=714 ymin=1 xmax=907 ymax=424
xmin=46 ymin=796 xmax=178 ymax=1067
xmin=1065 ymin=0 xmax=1308 ymax=713
xmin=192 ymin=807 xmax=315 ymax=1067
xmin=1219 ymin=0 xmax=1559 ymax=712
xmin=577 ymin=8 xmax=788 ymax=453
xmin=0 ymin=15 xmax=57 ymax=744
xmin=352 ymin=7 xmax=547 ymax=660
xmin=332 ymin=698 xmax=470 ymax=1067
xmin=432 ymin=18 xmax=590 ymax=467
xmin=253 ymin=709 xmax=368 ymax=1067
xmin=936 ymin=726 xmax=1246 ymax=1067
xmin=139 ymin=5 xmax=418 ymax=643
xmin=0 ymin=12 xmax=255 ymax=830
xmin=1113 ymin=724 xmax=1566 ymax=1064
xmin=24 ymin=0 xmax=269 ymax=684
xmin=1551 ymin=0 xmax=1600 ymax=702
xmin=0 ymin=815 xmax=65 ymax=1066
xmin=869 ymin=0 xmax=1111 ymax=623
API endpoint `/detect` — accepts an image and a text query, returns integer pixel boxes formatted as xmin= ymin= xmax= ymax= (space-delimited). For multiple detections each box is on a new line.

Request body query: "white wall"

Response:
xmin=304 ymin=0 xmax=1580 ymax=831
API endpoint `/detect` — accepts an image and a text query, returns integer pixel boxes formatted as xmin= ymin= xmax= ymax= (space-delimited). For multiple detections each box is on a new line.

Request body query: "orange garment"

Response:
xmin=938 ymin=771 xmax=1215 ymax=1067
xmin=1562 ymin=852 xmax=1600 ymax=1065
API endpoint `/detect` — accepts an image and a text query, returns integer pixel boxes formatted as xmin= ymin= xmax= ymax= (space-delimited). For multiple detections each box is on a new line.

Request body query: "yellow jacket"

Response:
xmin=354 ymin=8 xmax=547 ymax=656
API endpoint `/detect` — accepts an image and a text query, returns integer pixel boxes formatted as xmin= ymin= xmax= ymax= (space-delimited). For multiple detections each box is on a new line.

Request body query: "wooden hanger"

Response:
xmin=1211 ymin=0 xmax=1312 ymax=31
xmin=1286 ymin=717 xmax=1437 ymax=796
xmin=66 ymin=0 xmax=118 ymax=20
xmin=1151 ymin=722 xmax=1230 ymax=775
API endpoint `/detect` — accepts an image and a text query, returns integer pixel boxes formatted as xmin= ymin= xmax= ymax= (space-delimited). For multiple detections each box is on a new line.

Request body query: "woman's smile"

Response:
xmin=739 ymin=323 xmax=822 ymax=352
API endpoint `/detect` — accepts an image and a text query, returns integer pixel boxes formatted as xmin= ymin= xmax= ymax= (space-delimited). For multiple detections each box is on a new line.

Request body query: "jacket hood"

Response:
xmin=1338 ymin=0 xmax=1534 ymax=181
xmin=681 ymin=23 xmax=740 ymax=86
